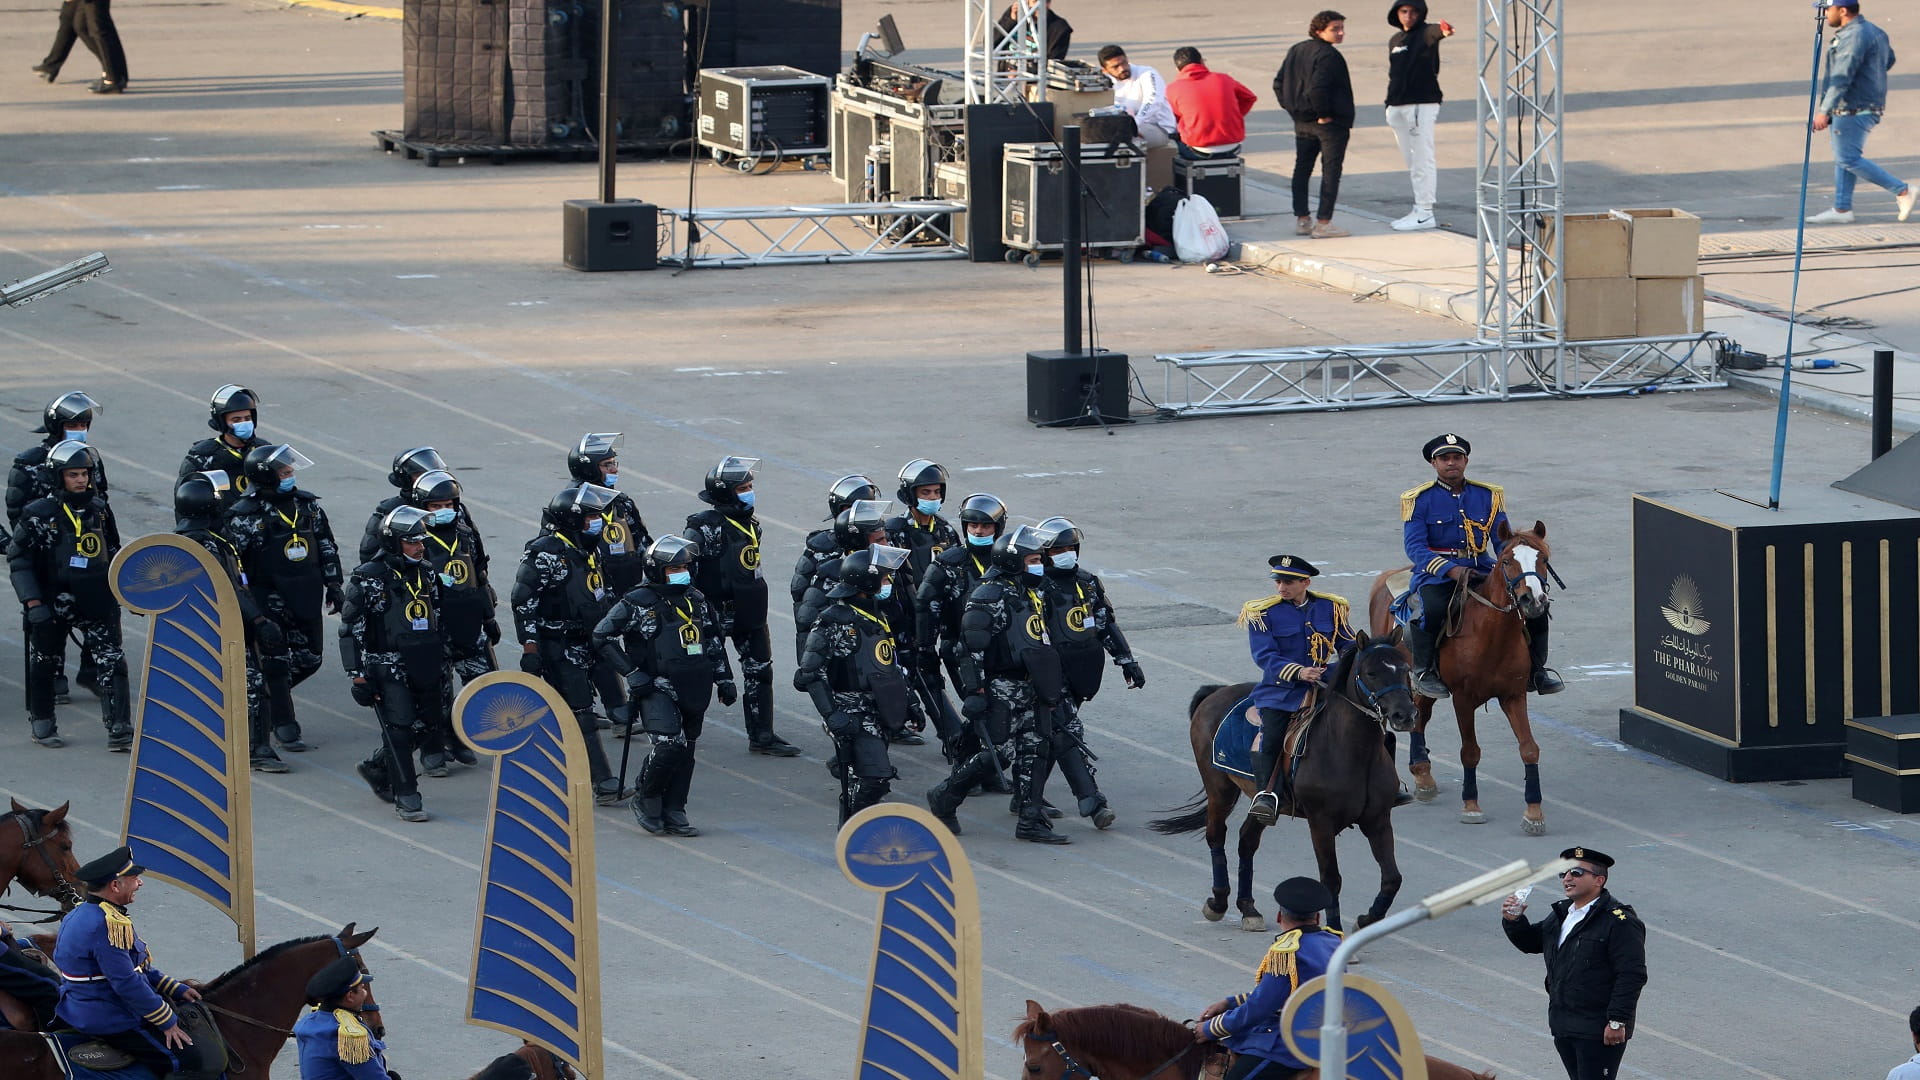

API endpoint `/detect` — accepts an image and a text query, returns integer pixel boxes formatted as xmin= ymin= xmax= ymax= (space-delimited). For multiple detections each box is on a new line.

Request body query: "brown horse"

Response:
xmin=0 ymin=801 xmax=84 ymax=918
xmin=1149 ymin=631 xmax=1418 ymax=933
xmin=0 ymin=923 xmax=380 ymax=1080
xmin=1016 ymin=999 xmax=1495 ymax=1080
xmin=1368 ymin=521 xmax=1554 ymax=835
xmin=469 ymin=1043 xmax=579 ymax=1080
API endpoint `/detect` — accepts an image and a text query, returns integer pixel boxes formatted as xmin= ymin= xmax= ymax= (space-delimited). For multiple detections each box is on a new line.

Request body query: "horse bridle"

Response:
xmin=199 ymin=933 xmax=375 ymax=1041
xmin=1338 ymin=643 xmax=1417 ymax=725
xmin=1026 ymin=1030 xmax=1197 ymax=1080
xmin=0 ymin=810 xmax=84 ymax=919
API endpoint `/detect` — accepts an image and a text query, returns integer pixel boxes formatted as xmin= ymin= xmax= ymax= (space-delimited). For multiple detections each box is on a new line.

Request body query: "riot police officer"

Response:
xmin=685 ymin=456 xmax=798 ymax=757
xmin=792 ymin=498 xmax=892 ymax=660
xmin=175 ymin=470 xmax=288 ymax=773
xmin=8 ymin=441 xmax=127 ymax=750
xmin=796 ymin=501 xmax=930 ymax=746
xmin=357 ymin=447 xmax=450 ymax=563
xmin=593 ymin=535 xmax=736 ymax=836
xmin=917 ymin=493 xmax=1009 ymax=782
xmin=341 ymin=507 xmax=447 ymax=823
xmin=178 ymin=384 xmax=267 ymax=495
xmin=795 ymin=545 xmax=913 ymax=825
xmin=885 ymin=459 xmax=960 ymax=587
xmin=227 ymin=443 xmax=345 ymax=752
xmin=1033 ymin=516 xmax=1142 ymax=831
xmin=7 ymin=392 xmax=108 ymax=705
xmin=789 ymin=474 xmax=880 ymax=660
xmin=568 ymin=433 xmax=651 ymax=736
xmin=406 ymin=468 xmax=496 ymax=773
xmin=512 ymin=483 xmax=631 ymax=804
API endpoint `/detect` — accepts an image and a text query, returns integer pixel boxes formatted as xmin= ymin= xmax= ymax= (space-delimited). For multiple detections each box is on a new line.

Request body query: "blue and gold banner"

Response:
xmin=1280 ymin=973 xmax=1429 ymax=1080
xmin=109 ymin=534 xmax=256 ymax=957
xmin=455 ymin=673 xmax=603 ymax=1080
xmin=837 ymin=804 xmax=984 ymax=1080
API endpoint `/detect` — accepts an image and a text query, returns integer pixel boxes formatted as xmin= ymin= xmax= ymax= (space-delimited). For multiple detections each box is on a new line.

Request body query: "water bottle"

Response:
xmin=1144 ymin=250 xmax=1173 ymax=264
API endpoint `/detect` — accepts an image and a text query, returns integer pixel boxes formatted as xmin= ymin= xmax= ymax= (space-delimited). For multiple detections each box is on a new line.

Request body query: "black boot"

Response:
xmin=632 ymin=796 xmax=667 ymax=833
xmin=1405 ymin=622 xmax=1450 ymax=699
xmin=357 ymin=759 xmax=393 ymax=803
xmin=1247 ymin=749 xmax=1282 ymax=825
xmin=663 ymin=757 xmax=699 ymax=836
xmin=30 ymin=715 xmax=63 ymax=749
xmin=744 ymin=678 xmax=800 ymax=756
xmin=1014 ymin=753 xmax=1070 ymax=845
xmin=1054 ymin=744 xmax=1114 ymax=829
xmin=1527 ymin=620 xmax=1564 ymax=695
xmin=927 ymin=750 xmax=993 ymax=834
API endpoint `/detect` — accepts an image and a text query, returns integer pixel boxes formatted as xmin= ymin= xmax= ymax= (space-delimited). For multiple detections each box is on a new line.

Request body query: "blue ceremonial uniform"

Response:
xmin=1202 ymin=926 xmax=1343 ymax=1069
xmin=1402 ymin=478 xmax=1507 ymax=594
xmin=295 ymin=1006 xmax=395 ymax=1080
xmin=52 ymin=899 xmax=187 ymax=1037
xmin=1245 ymin=593 xmax=1355 ymax=712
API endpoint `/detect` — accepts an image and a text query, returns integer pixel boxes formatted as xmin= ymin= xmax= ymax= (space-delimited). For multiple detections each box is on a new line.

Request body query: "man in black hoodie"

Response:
xmin=1276 ymin=11 xmax=1356 ymax=239
xmin=1385 ymin=1 xmax=1454 ymax=231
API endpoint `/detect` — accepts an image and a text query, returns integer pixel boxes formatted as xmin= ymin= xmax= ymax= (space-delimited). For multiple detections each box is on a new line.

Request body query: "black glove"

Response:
xmin=350 ymin=680 xmax=378 ymax=707
xmin=483 ymin=620 xmax=502 ymax=645
xmin=824 ymin=710 xmax=855 ymax=735
xmin=961 ymin=693 xmax=990 ymax=720
xmin=716 ymin=680 xmax=738 ymax=706
xmin=325 ymin=584 xmax=345 ymax=614
xmin=1122 ymin=661 xmax=1146 ymax=689
xmin=918 ymin=653 xmax=945 ymax=690
xmin=518 ymin=650 xmax=544 ymax=676
xmin=253 ymin=618 xmax=286 ymax=651
xmin=624 ymin=669 xmax=652 ymax=694
xmin=24 ymin=604 xmax=52 ymax=626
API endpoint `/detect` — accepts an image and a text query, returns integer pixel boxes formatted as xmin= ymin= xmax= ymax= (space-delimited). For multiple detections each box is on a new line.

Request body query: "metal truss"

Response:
xmin=964 ymin=0 xmax=1045 ymax=104
xmin=656 ymin=202 xmax=968 ymax=268
xmin=1154 ymin=335 xmax=1727 ymax=417
xmin=1475 ymin=0 xmax=1564 ymax=351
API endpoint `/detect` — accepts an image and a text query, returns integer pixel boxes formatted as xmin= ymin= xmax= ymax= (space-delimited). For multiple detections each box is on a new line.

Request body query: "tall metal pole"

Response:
xmin=1871 ymin=349 xmax=1894 ymax=460
xmin=1062 ymin=125 xmax=1082 ymax=354
xmin=597 ymin=0 xmax=618 ymax=203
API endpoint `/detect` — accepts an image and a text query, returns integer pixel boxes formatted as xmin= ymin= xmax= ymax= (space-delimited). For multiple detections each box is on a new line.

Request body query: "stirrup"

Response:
xmin=1248 ymin=790 xmax=1280 ymax=826
xmin=1413 ymin=670 xmax=1450 ymax=699
xmin=1529 ymin=666 xmax=1565 ymax=695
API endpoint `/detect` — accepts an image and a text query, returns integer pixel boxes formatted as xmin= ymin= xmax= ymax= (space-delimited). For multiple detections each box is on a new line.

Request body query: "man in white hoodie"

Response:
xmin=1097 ymin=45 xmax=1177 ymax=150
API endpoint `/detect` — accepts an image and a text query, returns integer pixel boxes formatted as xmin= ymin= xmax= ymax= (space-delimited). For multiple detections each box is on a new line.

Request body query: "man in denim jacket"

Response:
xmin=1807 ymin=2 xmax=1914 ymax=224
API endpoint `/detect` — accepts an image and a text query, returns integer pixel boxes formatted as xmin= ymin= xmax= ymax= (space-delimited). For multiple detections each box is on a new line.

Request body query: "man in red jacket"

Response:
xmin=1165 ymin=47 xmax=1257 ymax=162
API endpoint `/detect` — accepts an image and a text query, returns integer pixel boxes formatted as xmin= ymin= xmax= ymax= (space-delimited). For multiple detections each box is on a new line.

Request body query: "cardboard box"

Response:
xmin=1545 ymin=213 xmax=1631 ymax=279
xmin=1562 ymin=277 xmax=1637 ymax=340
xmin=1612 ymin=207 xmax=1702 ymax=278
xmin=1635 ymin=276 xmax=1705 ymax=336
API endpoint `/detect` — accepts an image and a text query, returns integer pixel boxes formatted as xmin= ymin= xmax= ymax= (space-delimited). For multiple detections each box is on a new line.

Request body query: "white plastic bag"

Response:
xmin=1172 ymin=194 xmax=1230 ymax=264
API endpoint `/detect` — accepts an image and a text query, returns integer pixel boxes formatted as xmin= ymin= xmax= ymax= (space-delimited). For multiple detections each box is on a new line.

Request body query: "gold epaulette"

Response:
xmin=1469 ymin=479 xmax=1506 ymax=515
xmin=1400 ymin=482 xmax=1434 ymax=522
xmin=333 ymin=1008 xmax=372 ymax=1064
xmin=1254 ymin=928 xmax=1303 ymax=980
xmin=1308 ymin=591 xmax=1350 ymax=626
xmin=101 ymin=904 xmax=135 ymax=950
xmin=1237 ymin=594 xmax=1286 ymax=630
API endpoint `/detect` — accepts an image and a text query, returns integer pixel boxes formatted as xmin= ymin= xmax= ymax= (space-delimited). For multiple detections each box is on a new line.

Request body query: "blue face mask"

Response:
xmin=1025 ymin=562 xmax=1045 ymax=577
xmin=916 ymin=498 xmax=942 ymax=516
xmin=231 ymin=420 xmax=255 ymax=439
xmin=877 ymin=581 xmax=894 ymax=600
xmin=737 ymin=491 xmax=756 ymax=508
xmin=277 ymin=476 xmax=296 ymax=493
xmin=584 ymin=517 xmax=604 ymax=536
xmin=429 ymin=508 xmax=456 ymax=526
xmin=63 ymin=428 xmax=87 ymax=443
xmin=1050 ymin=551 xmax=1078 ymax=571
xmin=966 ymin=533 xmax=994 ymax=547
xmin=602 ymin=473 xmax=619 ymax=488
xmin=666 ymin=569 xmax=692 ymax=586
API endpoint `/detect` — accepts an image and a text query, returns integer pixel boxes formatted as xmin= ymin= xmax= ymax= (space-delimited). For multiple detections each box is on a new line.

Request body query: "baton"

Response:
xmin=615 ymin=688 xmax=640 ymax=796
xmin=954 ymin=690 xmax=1011 ymax=790
xmin=1052 ymin=702 xmax=1099 ymax=762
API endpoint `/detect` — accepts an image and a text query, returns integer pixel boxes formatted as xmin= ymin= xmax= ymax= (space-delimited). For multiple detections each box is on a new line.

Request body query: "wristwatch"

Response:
xmin=1607 ymin=1021 xmax=1625 ymax=1032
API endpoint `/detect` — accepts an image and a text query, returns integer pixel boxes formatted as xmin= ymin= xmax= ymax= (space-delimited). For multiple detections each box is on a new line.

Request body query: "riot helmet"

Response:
xmin=831 ymin=499 xmax=893 ymax=551
xmin=997 ymin=523 xmax=1051 ymax=574
xmin=174 ymin=470 xmax=231 ymax=527
xmin=387 ymin=447 xmax=448 ymax=491
xmin=44 ymin=440 xmax=100 ymax=499
xmin=1036 ymin=515 xmax=1084 ymax=573
xmin=407 ymin=470 xmax=462 ymax=508
xmin=644 ymin=534 xmax=699 ymax=584
xmin=830 ymin=544 xmax=910 ymax=599
xmin=702 ymin=455 xmax=760 ymax=506
xmin=35 ymin=391 xmax=103 ymax=436
xmin=826 ymin=474 xmax=880 ymax=519
xmin=895 ymin=459 xmax=949 ymax=508
xmin=241 ymin=444 xmax=314 ymax=497
xmin=546 ymin=483 xmax=618 ymax=536
xmin=379 ymin=505 xmax=433 ymax=562
xmin=958 ymin=493 xmax=1009 ymax=542
xmin=567 ymin=432 xmax=623 ymax=485
xmin=207 ymin=384 xmax=261 ymax=434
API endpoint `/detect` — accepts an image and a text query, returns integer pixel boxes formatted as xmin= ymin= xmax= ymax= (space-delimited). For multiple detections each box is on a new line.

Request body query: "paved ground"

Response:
xmin=4 ymin=2 xmax=1918 ymax=1079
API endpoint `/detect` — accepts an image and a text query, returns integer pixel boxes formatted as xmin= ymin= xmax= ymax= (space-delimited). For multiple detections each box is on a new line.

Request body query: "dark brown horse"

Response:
xmin=0 ymin=923 xmax=380 ymax=1080
xmin=1368 ymin=521 xmax=1554 ymax=835
xmin=0 ymin=801 xmax=84 ymax=918
xmin=470 ymin=1042 xmax=580 ymax=1080
xmin=1016 ymin=999 xmax=1496 ymax=1080
xmin=1149 ymin=631 xmax=1418 ymax=933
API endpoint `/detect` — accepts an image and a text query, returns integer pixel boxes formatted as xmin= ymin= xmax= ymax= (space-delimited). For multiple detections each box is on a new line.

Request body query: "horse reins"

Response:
xmin=0 ymin=811 xmax=83 ymax=920
xmin=199 ymin=933 xmax=374 ymax=1041
xmin=1028 ymin=1031 xmax=1198 ymax=1080
xmin=1334 ymin=644 xmax=1415 ymax=726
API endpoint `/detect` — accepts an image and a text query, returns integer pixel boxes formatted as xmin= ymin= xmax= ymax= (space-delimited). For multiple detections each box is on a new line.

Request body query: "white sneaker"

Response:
xmin=1898 ymin=184 xmax=1917 ymax=222
xmin=1806 ymin=208 xmax=1855 ymax=224
xmin=1392 ymin=210 xmax=1437 ymax=231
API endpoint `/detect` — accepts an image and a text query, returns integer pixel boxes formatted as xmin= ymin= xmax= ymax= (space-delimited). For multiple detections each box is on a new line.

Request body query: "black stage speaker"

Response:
xmin=564 ymin=199 xmax=657 ymax=270
xmin=1027 ymin=349 xmax=1128 ymax=426
xmin=964 ymin=102 xmax=1055 ymax=263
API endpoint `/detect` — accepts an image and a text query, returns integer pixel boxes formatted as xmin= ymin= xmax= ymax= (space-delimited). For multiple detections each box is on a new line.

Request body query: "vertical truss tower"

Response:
xmin=964 ymin=0 xmax=1046 ymax=104
xmin=1475 ymin=0 xmax=1564 ymax=368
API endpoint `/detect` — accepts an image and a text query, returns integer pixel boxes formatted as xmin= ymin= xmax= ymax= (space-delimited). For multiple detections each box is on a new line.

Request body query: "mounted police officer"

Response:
xmin=175 ymin=470 xmax=289 ymax=773
xmin=342 ymin=507 xmax=447 ymax=823
xmin=406 ymin=469 xmax=495 ymax=772
xmin=917 ymin=493 xmax=1010 ymax=785
xmin=1191 ymin=876 xmax=1343 ymax=1080
xmin=228 ymin=444 xmax=344 ymax=753
xmin=53 ymin=848 xmax=203 ymax=1078
xmin=177 ymin=384 xmax=267 ymax=497
xmin=8 ymin=440 xmax=128 ymax=751
xmin=1240 ymin=555 xmax=1363 ymax=825
xmin=789 ymin=474 xmax=881 ymax=661
xmin=685 ymin=456 xmax=798 ymax=757
xmin=1033 ymin=516 xmax=1141 ymax=832
xmin=357 ymin=447 xmax=450 ymax=563
xmin=513 ymin=483 xmax=632 ymax=804
xmin=795 ymin=545 xmax=914 ymax=825
xmin=294 ymin=956 xmax=394 ymax=1080
xmin=7 ymin=392 xmax=108 ymax=705
xmin=1402 ymin=433 xmax=1561 ymax=697
xmin=594 ymin=535 xmax=736 ymax=837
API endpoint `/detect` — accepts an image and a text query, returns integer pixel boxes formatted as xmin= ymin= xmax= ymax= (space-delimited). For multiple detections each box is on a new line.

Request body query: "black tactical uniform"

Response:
xmin=178 ymin=384 xmax=267 ymax=501
xmin=8 ymin=441 xmax=128 ymax=750
xmin=593 ymin=535 xmax=735 ymax=836
xmin=1034 ymin=517 xmax=1143 ymax=830
xmin=226 ymin=444 xmax=344 ymax=752
xmin=8 ymin=393 xmax=108 ymax=706
xmin=567 ymin=434 xmax=651 ymax=735
xmin=788 ymin=474 xmax=880 ymax=662
xmin=341 ymin=507 xmax=447 ymax=823
xmin=174 ymin=470 xmax=287 ymax=773
xmin=684 ymin=456 xmax=798 ymax=757
xmin=406 ymin=469 xmax=496 ymax=773
xmin=357 ymin=447 xmax=450 ymax=564
xmin=795 ymin=546 xmax=913 ymax=824
xmin=886 ymin=461 xmax=965 ymax=747
xmin=797 ymin=504 xmax=930 ymax=746
xmin=916 ymin=493 xmax=1009 ymax=770
xmin=512 ymin=483 xmax=630 ymax=804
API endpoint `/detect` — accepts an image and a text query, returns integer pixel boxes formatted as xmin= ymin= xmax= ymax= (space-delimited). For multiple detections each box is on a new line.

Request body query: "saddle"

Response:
xmin=45 ymin=1003 xmax=229 ymax=1079
xmin=1385 ymin=568 xmax=1476 ymax=641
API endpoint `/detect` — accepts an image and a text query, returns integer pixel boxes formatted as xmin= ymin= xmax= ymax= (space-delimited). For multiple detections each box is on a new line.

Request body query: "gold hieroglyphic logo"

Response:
xmin=1660 ymin=575 xmax=1710 ymax=636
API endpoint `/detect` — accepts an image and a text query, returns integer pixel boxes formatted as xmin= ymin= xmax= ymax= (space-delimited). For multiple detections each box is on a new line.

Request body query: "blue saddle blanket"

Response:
xmin=42 ymin=1033 xmax=171 ymax=1080
xmin=1209 ymin=695 xmax=1259 ymax=779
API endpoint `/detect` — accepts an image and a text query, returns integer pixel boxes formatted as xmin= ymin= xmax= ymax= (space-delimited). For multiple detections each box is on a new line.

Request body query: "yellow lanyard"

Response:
xmin=61 ymin=502 xmax=86 ymax=538
xmin=426 ymin=529 xmax=457 ymax=556
xmin=724 ymin=516 xmax=759 ymax=548
xmin=1027 ymin=588 xmax=1047 ymax=620
xmin=852 ymin=603 xmax=893 ymax=642
xmin=555 ymin=532 xmax=599 ymax=574
xmin=274 ymin=505 xmax=300 ymax=533
xmin=969 ymin=551 xmax=988 ymax=576
xmin=672 ymin=600 xmax=697 ymax=633
xmin=399 ymin=569 xmax=428 ymax=603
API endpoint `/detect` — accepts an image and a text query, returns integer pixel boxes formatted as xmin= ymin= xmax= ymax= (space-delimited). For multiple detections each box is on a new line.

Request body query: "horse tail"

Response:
xmin=1188 ymin=684 xmax=1225 ymax=717
xmin=1147 ymin=792 xmax=1211 ymax=836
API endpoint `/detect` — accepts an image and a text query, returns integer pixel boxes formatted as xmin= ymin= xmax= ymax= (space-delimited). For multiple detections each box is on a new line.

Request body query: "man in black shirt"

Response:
xmin=1384 ymin=2 xmax=1455 ymax=231
xmin=1275 ymin=11 xmax=1356 ymax=239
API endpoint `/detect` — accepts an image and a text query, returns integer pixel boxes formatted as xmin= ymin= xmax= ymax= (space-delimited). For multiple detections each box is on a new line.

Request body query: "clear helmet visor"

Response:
xmin=714 ymin=455 xmax=760 ymax=484
xmin=197 ymin=471 xmax=233 ymax=496
xmin=1005 ymin=523 xmax=1049 ymax=557
xmin=574 ymin=483 xmax=619 ymax=514
xmin=49 ymin=391 xmax=103 ymax=423
xmin=647 ymin=533 xmax=698 ymax=566
xmin=264 ymin=445 xmax=315 ymax=473
xmin=395 ymin=447 xmax=448 ymax=476
xmin=578 ymin=432 xmax=625 ymax=459
xmin=846 ymin=499 xmax=894 ymax=529
xmin=869 ymin=544 xmax=911 ymax=572
xmin=382 ymin=505 xmax=433 ymax=536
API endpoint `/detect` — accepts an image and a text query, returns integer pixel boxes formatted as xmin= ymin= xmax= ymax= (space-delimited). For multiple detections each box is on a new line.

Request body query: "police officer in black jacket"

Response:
xmin=795 ymin=545 xmax=914 ymax=825
xmin=178 ymin=384 xmax=267 ymax=498
xmin=917 ymin=493 xmax=1009 ymax=778
xmin=405 ymin=468 xmax=495 ymax=773
xmin=357 ymin=447 xmax=450 ymax=563
xmin=1502 ymin=846 xmax=1649 ymax=1080
xmin=341 ymin=507 xmax=447 ymax=823
xmin=8 ymin=392 xmax=108 ymax=705
xmin=789 ymin=475 xmax=880 ymax=661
